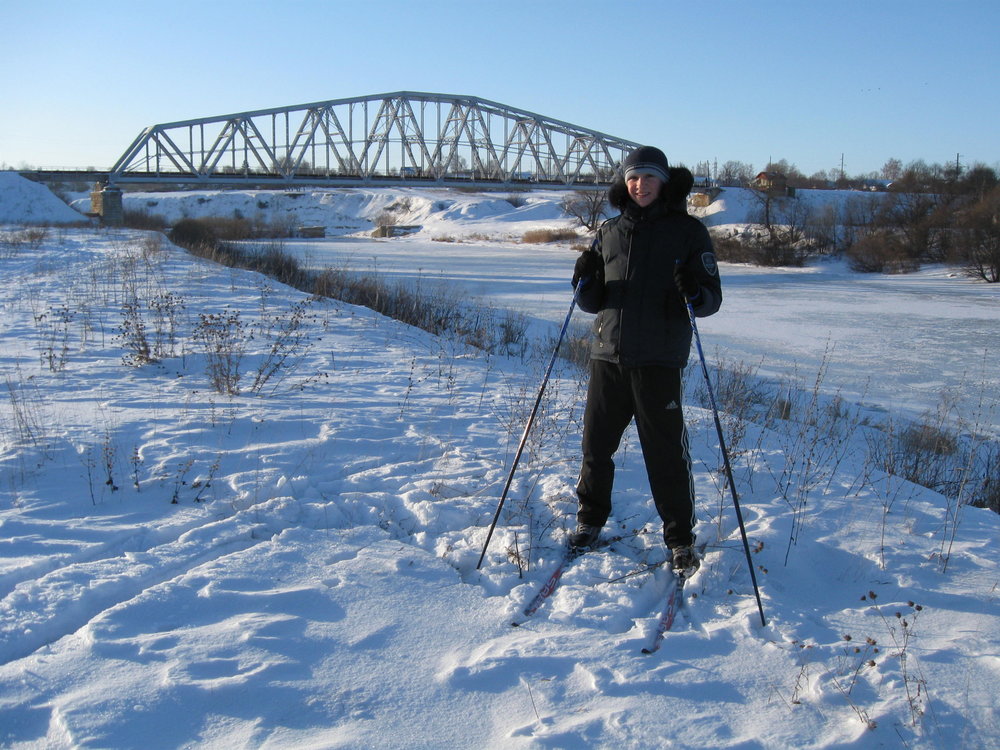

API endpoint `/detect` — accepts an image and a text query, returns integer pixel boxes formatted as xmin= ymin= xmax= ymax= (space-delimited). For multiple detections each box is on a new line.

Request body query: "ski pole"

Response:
xmin=476 ymin=279 xmax=585 ymax=570
xmin=683 ymin=291 xmax=767 ymax=627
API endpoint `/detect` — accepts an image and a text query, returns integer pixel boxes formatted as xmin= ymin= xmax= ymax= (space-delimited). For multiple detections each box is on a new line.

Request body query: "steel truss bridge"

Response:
xmin=95 ymin=91 xmax=639 ymax=189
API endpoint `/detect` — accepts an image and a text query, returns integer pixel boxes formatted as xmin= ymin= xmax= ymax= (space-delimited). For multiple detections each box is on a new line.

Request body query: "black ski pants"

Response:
xmin=576 ymin=360 xmax=696 ymax=548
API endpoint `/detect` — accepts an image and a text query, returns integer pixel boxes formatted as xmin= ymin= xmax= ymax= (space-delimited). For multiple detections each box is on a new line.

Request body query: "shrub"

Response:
xmin=374 ymin=211 xmax=398 ymax=230
xmin=169 ymin=218 xmax=219 ymax=251
xmin=193 ymin=310 xmax=245 ymax=395
xmin=711 ymin=234 xmax=748 ymax=264
xmin=123 ymin=209 xmax=167 ymax=231
xmin=977 ymin=472 xmax=1000 ymax=513
xmin=846 ymin=232 xmax=919 ymax=273
xmin=865 ymin=409 xmax=995 ymax=506
xmin=712 ymin=232 xmax=809 ymax=267
xmin=247 ymin=297 xmax=317 ymax=396
xmin=238 ymin=241 xmax=307 ymax=287
xmin=522 ymin=228 xmax=578 ymax=243
xmin=0 ymin=228 xmax=48 ymax=258
xmin=169 ymin=215 xmax=296 ymax=245
xmin=118 ymin=294 xmax=155 ymax=367
xmin=953 ymin=184 xmax=1000 ymax=282
xmin=560 ymin=191 xmax=608 ymax=232
xmin=559 ymin=327 xmax=592 ymax=370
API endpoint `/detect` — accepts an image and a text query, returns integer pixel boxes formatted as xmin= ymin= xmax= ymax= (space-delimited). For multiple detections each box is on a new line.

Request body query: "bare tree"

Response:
xmin=561 ymin=191 xmax=609 ymax=233
xmin=954 ymin=184 xmax=1000 ymax=282
xmin=718 ymin=160 xmax=754 ymax=187
xmin=959 ymin=164 xmax=999 ymax=201
xmin=765 ymin=159 xmax=809 ymax=189
xmin=881 ymin=158 xmax=903 ymax=181
xmin=881 ymin=191 xmax=941 ymax=261
xmin=745 ymin=190 xmax=816 ymax=266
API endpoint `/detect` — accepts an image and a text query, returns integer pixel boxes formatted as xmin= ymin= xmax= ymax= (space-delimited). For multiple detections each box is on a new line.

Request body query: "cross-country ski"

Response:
xmin=641 ymin=572 xmax=689 ymax=654
xmin=511 ymin=536 xmax=620 ymax=626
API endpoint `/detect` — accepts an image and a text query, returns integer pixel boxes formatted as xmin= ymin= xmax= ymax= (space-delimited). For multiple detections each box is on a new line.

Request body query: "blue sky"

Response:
xmin=3 ymin=0 xmax=997 ymax=177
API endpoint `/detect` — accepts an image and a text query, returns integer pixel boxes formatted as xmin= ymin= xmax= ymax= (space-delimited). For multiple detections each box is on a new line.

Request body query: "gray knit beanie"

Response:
xmin=622 ymin=145 xmax=670 ymax=183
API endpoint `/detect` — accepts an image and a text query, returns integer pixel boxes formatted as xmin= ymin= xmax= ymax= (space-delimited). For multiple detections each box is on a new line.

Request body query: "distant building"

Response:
xmin=753 ymin=171 xmax=788 ymax=193
xmin=859 ymin=178 xmax=893 ymax=192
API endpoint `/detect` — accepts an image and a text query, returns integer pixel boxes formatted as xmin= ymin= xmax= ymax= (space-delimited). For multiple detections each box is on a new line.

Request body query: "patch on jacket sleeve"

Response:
xmin=701 ymin=252 xmax=719 ymax=276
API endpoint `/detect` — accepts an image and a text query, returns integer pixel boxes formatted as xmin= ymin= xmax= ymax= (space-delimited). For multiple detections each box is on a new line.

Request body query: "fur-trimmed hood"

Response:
xmin=607 ymin=166 xmax=695 ymax=214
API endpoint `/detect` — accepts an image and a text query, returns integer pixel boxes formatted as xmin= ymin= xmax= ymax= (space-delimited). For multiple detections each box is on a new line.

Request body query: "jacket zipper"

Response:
xmin=618 ymin=227 xmax=634 ymax=362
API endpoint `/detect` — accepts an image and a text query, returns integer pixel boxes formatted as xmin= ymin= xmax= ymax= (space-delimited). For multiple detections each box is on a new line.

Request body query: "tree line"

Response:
xmin=696 ymin=157 xmax=998 ymax=196
xmin=715 ymin=159 xmax=999 ymax=281
xmin=562 ymin=158 xmax=999 ymax=282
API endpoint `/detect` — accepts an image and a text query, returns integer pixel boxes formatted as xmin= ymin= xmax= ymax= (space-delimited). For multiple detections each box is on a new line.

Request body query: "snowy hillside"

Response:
xmin=76 ymin=179 xmax=885 ymax=238
xmin=1 ymin=174 xmax=998 ymax=749
xmin=0 ymin=173 xmax=90 ymax=225
xmin=78 ymin=185 xmax=583 ymax=242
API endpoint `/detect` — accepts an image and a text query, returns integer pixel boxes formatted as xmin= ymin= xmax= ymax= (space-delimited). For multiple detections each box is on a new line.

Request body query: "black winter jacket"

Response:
xmin=577 ymin=179 xmax=722 ymax=368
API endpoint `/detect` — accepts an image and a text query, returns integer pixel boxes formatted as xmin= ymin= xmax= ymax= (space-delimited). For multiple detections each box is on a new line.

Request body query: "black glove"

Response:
xmin=674 ymin=264 xmax=701 ymax=301
xmin=572 ymin=251 xmax=602 ymax=289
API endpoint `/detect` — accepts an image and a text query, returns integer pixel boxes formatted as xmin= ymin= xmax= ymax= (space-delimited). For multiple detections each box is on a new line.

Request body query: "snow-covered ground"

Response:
xmin=1 ymin=174 xmax=998 ymax=748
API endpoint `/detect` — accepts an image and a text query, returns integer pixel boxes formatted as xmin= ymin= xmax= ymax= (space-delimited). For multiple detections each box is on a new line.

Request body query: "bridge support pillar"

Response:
xmin=90 ymin=183 xmax=123 ymax=226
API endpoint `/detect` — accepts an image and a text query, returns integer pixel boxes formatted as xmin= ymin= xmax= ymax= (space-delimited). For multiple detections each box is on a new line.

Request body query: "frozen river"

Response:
xmin=284 ymin=235 xmax=999 ymax=433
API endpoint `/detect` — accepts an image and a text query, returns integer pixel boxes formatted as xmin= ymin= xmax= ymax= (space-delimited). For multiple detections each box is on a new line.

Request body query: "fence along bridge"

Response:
xmin=105 ymin=91 xmax=639 ymax=189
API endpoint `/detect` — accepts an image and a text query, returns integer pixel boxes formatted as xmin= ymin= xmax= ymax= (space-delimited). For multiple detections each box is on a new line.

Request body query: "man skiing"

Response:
xmin=569 ymin=145 xmax=722 ymax=574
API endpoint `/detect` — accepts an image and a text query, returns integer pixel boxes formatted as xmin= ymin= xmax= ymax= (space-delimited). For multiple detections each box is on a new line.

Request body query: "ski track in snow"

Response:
xmin=1 ymin=177 xmax=998 ymax=748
